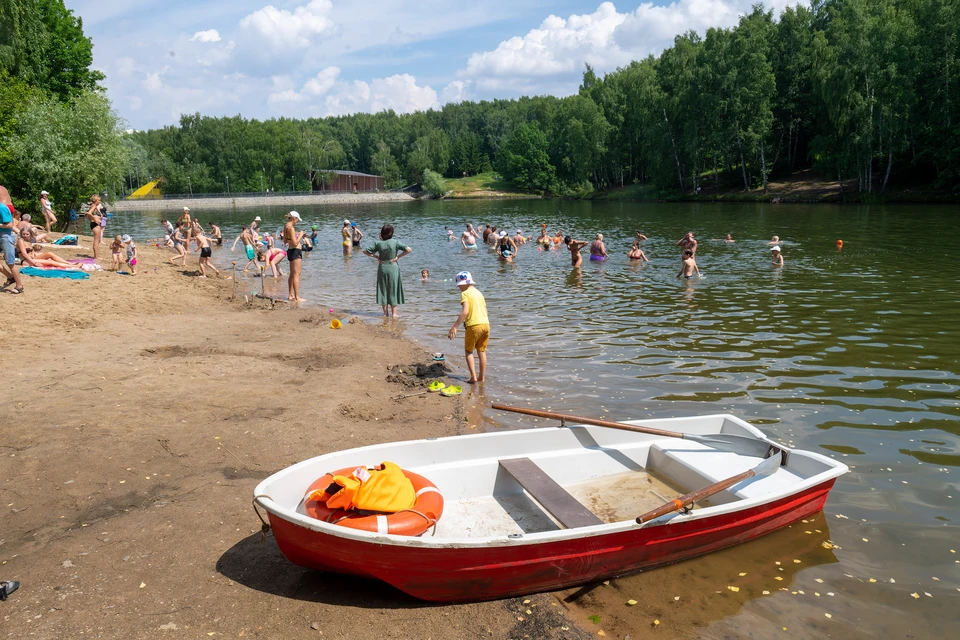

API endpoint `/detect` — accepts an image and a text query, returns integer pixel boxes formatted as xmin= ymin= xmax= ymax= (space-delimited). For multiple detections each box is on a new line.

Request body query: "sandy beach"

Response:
xmin=0 ymin=237 xmax=589 ymax=638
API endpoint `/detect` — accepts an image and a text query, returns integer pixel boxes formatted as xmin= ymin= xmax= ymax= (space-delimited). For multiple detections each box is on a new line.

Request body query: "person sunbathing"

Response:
xmin=17 ymin=234 xmax=79 ymax=269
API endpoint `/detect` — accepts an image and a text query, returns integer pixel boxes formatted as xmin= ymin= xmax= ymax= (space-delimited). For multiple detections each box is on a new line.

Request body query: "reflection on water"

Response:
xmin=109 ymin=200 xmax=960 ymax=635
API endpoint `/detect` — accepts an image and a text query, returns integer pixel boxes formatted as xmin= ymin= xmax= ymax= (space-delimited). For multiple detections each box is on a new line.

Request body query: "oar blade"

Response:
xmin=685 ymin=432 xmax=781 ymax=459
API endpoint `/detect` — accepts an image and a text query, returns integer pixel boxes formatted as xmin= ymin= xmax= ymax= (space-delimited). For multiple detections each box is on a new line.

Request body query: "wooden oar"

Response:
xmin=491 ymin=404 xmax=782 ymax=460
xmin=636 ymin=454 xmax=780 ymax=524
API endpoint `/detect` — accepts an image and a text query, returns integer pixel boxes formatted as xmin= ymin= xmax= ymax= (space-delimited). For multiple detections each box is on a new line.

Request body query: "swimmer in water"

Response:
xmin=461 ymin=223 xmax=479 ymax=250
xmin=770 ymin=245 xmax=784 ymax=267
xmin=496 ymin=232 xmax=518 ymax=262
xmin=767 ymin=235 xmax=780 ymax=246
xmin=628 ymin=241 xmax=649 ymax=261
xmin=537 ymin=225 xmax=550 ymax=246
xmin=589 ymin=233 xmax=607 ymax=261
xmin=677 ymin=249 xmax=700 ymax=279
xmin=420 ymin=269 xmax=430 ymax=282
xmin=512 ymin=229 xmax=526 ymax=246
xmin=564 ymin=235 xmax=589 ymax=267
xmin=635 ymin=230 xmax=648 ymax=241
xmin=676 ymin=231 xmax=697 ymax=256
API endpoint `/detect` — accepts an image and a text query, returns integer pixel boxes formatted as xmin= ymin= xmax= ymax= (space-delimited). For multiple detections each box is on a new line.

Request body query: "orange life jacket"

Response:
xmin=315 ymin=462 xmax=416 ymax=513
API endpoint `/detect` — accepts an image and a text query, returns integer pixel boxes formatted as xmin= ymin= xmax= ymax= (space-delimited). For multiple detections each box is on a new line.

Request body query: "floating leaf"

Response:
xmin=815 ymin=578 xmax=823 ymax=583
xmin=911 ymin=593 xmax=920 ymax=599
xmin=775 ymin=576 xmax=784 ymax=581
xmin=588 ymin=615 xmax=600 ymax=624
xmin=728 ymin=586 xmax=740 ymax=592
xmin=762 ymin=590 xmax=770 ymax=595
xmin=862 ymin=538 xmax=869 ymax=542
xmin=824 ymin=613 xmax=832 ymax=619
xmin=738 ymin=572 xmax=747 ymax=577
xmin=139 ymin=582 xmax=146 ymax=588
xmin=653 ymin=620 xmax=660 ymax=626
xmin=869 ymin=578 xmax=877 ymax=583
xmin=626 ymin=599 xmax=637 ymax=606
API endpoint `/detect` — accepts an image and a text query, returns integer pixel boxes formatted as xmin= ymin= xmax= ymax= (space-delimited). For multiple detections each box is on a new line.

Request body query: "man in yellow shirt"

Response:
xmin=448 ymin=271 xmax=489 ymax=384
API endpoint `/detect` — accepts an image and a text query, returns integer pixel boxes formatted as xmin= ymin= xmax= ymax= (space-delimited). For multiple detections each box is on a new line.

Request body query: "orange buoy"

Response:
xmin=300 ymin=467 xmax=443 ymax=536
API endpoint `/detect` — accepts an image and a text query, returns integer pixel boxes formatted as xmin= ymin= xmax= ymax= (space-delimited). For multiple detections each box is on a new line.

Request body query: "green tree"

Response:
xmin=370 ymin=141 xmax=402 ymax=188
xmin=421 ymin=168 xmax=446 ymax=198
xmin=496 ymin=122 xmax=555 ymax=192
xmin=8 ymin=89 xmax=125 ymax=210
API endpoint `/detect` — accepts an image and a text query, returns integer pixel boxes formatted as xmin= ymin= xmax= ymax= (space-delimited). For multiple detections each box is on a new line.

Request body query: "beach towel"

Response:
xmin=20 ymin=267 xmax=89 ymax=280
xmin=54 ymin=235 xmax=78 ymax=245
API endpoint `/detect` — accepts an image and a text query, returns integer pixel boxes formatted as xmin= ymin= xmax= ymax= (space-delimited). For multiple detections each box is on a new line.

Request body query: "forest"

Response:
xmin=2 ymin=0 xmax=959 ymax=210
xmin=0 ymin=0 xmax=125 ymax=212
xmin=124 ymin=0 xmax=959 ymax=199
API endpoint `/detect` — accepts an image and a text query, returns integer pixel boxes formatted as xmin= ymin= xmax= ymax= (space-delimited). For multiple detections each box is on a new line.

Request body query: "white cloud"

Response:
xmin=190 ymin=29 xmax=222 ymax=43
xmin=461 ymin=1 xmax=805 ymax=96
xmin=441 ymin=80 xmax=469 ymax=104
xmin=463 ymin=2 xmax=628 ymax=89
xmin=268 ymin=70 xmax=438 ymax=116
xmin=239 ymin=0 xmax=336 ymax=51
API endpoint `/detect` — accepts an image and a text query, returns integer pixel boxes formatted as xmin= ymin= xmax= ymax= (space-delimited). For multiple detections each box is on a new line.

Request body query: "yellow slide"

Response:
xmin=128 ymin=180 xmax=161 ymax=199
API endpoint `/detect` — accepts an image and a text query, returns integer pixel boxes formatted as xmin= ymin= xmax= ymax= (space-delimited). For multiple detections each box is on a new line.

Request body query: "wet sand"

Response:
xmin=0 ymin=237 xmax=588 ymax=638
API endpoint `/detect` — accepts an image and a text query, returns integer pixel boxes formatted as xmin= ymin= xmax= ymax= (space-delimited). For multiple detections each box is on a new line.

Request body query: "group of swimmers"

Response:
xmin=451 ymin=223 xmax=786 ymax=276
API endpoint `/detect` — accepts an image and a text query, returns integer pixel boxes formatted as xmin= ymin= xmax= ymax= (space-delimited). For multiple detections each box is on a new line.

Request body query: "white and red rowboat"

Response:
xmin=253 ymin=413 xmax=847 ymax=602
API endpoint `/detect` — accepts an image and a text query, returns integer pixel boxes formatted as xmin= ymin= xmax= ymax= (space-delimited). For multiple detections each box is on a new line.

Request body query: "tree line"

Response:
xmin=2 ymin=0 xmax=958 ymax=212
xmin=1 ymin=0 xmax=125 ymax=214
xmin=125 ymin=0 xmax=959 ymax=199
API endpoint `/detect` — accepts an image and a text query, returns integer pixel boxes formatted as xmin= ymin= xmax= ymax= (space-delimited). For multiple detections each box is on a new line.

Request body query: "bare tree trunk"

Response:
xmin=867 ymin=85 xmax=874 ymax=192
xmin=663 ymin=108 xmax=684 ymax=192
xmin=713 ymin=154 xmax=719 ymax=187
xmin=881 ymin=127 xmax=893 ymax=194
xmin=760 ymin=146 xmax=768 ymax=194
xmin=738 ymin=141 xmax=749 ymax=191
xmin=837 ymin=167 xmax=844 ymax=195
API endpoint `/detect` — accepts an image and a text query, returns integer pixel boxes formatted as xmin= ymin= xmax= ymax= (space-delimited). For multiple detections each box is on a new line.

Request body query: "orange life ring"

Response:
xmin=300 ymin=467 xmax=443 ymax=536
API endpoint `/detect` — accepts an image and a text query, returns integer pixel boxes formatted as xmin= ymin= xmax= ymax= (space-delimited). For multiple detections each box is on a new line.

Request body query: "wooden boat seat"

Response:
xmin=499 ymin=457 xmax=604 ymax=529
xmin=649 ymin=441 xmax=802 ymax=503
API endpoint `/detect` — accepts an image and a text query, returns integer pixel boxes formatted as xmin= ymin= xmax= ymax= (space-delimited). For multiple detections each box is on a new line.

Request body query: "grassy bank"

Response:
xmin=589 ymin=169 xmax=960 ymax=204
xmin=442 ymin=172 xmax=540 ymax=199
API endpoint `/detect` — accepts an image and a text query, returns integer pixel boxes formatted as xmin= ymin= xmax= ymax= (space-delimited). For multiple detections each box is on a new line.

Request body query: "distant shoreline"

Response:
xmin=109 ymin=191 xmax=416 ymax=212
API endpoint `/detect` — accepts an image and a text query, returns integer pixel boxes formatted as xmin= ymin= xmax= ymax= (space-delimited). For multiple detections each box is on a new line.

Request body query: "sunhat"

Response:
xmin=254 ymin=216 xmax=261 ymax=221
xmin=343 ymin=219 xmax=350 ymax=225
xmin=287 ymin=211 xmax=301 ymax=220
xmin=455 ymin=271 xmax=475 ymax=286
xmin=771 ymin=245 xmax=781 ymax=252
xmin=41 ymin=190 xmax=49 ymax=195
xmin=121 ymin=234 xmax=132 ymax=243
xmin=351 ymin=222 xmax=357 ymax=227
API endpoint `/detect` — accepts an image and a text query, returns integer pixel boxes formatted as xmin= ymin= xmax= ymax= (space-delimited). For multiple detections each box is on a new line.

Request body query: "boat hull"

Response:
xmin=267 ymin=477 xmax=836 ymax=602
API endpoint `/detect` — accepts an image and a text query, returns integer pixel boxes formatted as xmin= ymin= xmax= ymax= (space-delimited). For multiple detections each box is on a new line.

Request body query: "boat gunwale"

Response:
xmin=253 ymin=414 xmax=849 ymax=548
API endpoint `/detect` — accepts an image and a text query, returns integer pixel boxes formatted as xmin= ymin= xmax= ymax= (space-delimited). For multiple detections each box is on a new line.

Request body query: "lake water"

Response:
xmin=109 ymin=200 xmax=959 ymax=637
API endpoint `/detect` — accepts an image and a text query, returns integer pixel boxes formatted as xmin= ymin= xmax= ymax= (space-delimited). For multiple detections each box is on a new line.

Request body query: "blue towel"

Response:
xmin=20 ymin=267 xmax=89 ymax=280
xmin=53 ymin=235 xmax=78 ymax=245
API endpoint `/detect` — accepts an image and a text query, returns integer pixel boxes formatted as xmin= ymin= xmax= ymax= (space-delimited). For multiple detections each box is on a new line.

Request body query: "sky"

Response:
xmin=66 ymin=0 xmax=801 ymax=130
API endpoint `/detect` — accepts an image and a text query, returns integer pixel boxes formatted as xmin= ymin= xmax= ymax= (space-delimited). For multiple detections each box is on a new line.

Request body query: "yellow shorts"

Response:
xmin=464 ymin=323 xmax=490 ymax=353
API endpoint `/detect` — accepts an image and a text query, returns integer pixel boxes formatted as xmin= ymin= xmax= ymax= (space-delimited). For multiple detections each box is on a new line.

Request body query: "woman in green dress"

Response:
xmin=363 ymin=224 xmax=413 ymax=318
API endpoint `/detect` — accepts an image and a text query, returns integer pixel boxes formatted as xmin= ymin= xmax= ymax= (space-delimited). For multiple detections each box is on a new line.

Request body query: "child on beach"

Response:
xmin=420 ymin=269 xmax=429 ymax=282
xmin=122 ymin=235 xmax=138 ymax=275
xmin=110 ymin=235 xmax=124 ymax=271
xmin=677 ymin=249 xmax=700 ymax=279
xmin=448 ymin=271 xmax=488 ymax=384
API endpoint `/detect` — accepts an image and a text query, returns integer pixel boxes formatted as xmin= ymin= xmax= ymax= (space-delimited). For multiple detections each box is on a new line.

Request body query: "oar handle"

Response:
xmin=636 ymin=468 xmax=756 ymax=524
xmin=491 ymin=404 xmax=683 ymax=439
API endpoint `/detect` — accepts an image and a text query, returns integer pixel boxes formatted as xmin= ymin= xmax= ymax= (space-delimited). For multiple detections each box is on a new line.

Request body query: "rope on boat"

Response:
xmin=252 ymin=495 xmax=273 ymax=542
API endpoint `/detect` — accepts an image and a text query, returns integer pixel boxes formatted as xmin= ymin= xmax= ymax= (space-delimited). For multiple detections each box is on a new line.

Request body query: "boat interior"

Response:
xmin=263 ymin=415 xmax=843 ymax=539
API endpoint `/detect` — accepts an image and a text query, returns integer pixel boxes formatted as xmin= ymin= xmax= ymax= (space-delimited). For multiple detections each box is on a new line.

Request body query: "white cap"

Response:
xmin=183 ymin=206 xmax=190 ymax=211
xmin=343 ymin=219 xmax=350 ymax=225
xmin=41 ymin=190 xmax=49 ymax=195
xmin=254 ymin=216 xmax=261 ymax=221
xmin=455 ymin=271 xmax=475 ymax=286
xmin=121 ymin=234 xmax=132 ymax=243
xmin=288 ymin=211 xmax=301 ymax=220
xmin=771 ymin=245 xmax=781 ymax=252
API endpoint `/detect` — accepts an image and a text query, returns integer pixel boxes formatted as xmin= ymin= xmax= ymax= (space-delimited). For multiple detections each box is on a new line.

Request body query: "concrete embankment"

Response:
xmin=110 ymin=191 xmax=416 ymax=212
